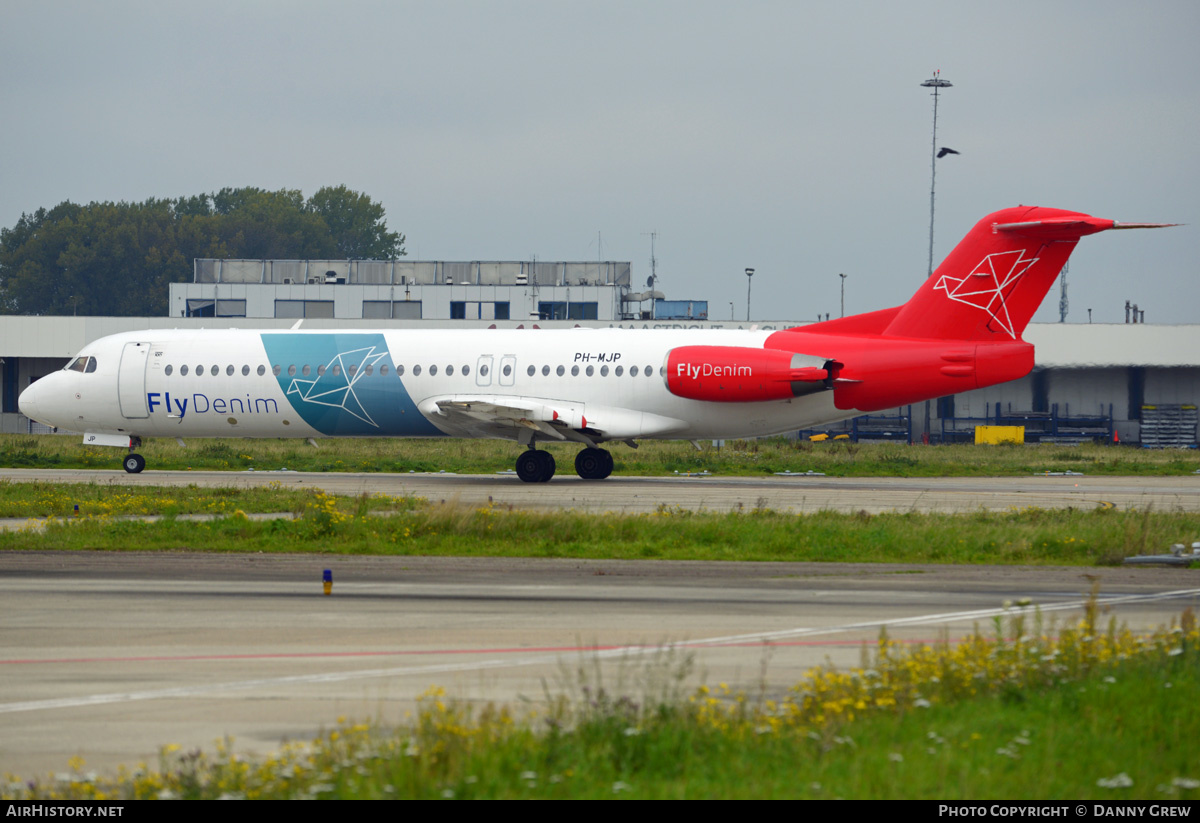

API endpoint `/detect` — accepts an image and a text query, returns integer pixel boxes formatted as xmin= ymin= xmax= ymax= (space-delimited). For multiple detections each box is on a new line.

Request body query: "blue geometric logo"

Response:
xmin=260 ymin=333 xmax=440 ymax=437
xmin=285 ymin=345 xmax=388 ymax=426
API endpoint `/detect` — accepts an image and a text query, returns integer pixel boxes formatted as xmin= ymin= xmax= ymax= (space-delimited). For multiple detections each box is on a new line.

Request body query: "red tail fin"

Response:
xmin=885 ymin=207 xmax=1128 ymax=341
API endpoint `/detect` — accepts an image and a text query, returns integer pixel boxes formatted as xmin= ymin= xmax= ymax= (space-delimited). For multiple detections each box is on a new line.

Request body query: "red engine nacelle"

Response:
xmin=664 ymin=346 xmax=830 ymax=402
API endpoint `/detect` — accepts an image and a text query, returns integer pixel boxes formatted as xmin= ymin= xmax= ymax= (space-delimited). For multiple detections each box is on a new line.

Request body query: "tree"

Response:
xmin=307 ymin=185 xmax=405 ymax=259
xmin=0 ymin=186 xmax=406 ymax=315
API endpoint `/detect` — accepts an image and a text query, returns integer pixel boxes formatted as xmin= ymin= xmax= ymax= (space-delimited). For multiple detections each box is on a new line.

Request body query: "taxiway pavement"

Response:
xmin=4 ymin=468 xmax=1200 ymax=513
xmin=4 ymin=469 xmax=1200 ymax=777
xmin=3 ymin=550 xmax=1198 ymax=777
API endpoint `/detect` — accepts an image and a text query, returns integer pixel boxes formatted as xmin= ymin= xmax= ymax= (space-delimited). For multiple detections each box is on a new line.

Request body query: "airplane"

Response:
xmin=18 ymin=206 xmax=1172 ymax=482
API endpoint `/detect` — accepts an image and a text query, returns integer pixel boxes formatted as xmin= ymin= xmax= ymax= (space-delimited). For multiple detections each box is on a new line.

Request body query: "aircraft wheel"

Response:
xmin=123 ymin=453 xmax=146 ymax=474
xmin=575 ymin=447 xmax=613 ymax=480
xmin=515 ymin=451 xmax=542 ymax=482
xmin=516 ymin=450 xmax=556 ymax=483
xmin=535 ymin=450 xmax=556 ymax=482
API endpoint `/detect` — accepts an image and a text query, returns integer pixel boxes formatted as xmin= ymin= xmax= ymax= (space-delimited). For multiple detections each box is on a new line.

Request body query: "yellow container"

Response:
xmin=975 ymin=425 xmax=1024 ymax=445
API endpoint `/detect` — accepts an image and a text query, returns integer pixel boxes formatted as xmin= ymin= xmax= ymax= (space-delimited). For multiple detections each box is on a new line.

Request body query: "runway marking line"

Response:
xmin=0 ymin=637 xmax=950 ymax=666
xmin=2 ymin=588 xmax=1197 ymax=716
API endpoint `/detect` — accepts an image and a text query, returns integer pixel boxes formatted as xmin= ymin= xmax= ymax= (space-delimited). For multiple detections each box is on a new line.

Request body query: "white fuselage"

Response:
xmin=20 ymin=327 xmax=850 ymax=443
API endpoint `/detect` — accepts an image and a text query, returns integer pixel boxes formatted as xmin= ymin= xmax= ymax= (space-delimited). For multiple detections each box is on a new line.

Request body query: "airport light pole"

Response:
xmin=745 ymin=268 xmax=755 ymax=321
xmin=921 ymin=70 xmax=952 ymax=278
xmin=839 ymin=272 xmax=847 ymax=317
xmin=920 ymin=71 xmax=951 ymax=444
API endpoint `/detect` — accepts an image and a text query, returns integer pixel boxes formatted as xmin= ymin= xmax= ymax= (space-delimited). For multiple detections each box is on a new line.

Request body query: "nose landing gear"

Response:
xmin=123 ymin=453 xmax=146 ymax=474
xmin=122 ymin=436 xmax=145 ymax=474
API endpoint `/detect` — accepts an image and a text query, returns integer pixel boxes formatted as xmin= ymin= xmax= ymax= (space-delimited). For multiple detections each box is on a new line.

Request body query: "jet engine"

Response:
xmin=664 ymin=346 xmax=831 ymax=402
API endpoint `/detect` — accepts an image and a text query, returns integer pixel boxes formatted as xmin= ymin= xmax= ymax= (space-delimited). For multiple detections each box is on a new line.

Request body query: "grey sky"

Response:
xmin=3 ymin=0 xmax=1196 ymax=323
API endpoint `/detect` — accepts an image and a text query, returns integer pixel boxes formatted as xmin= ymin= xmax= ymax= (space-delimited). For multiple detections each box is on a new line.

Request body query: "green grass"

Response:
xmin=3 ymin=434 xmax=1198 ymax=476
xmin=3 ymin=484 xmax=1198 ymax=565
xmin=0 ymin=479 xmax=353 ymax=519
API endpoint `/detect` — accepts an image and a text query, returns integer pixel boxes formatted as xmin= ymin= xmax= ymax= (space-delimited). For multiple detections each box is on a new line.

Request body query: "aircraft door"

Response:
xmin=476 ymin=355 xmax=493 ymax=387
xmin=499 ymin=355 xmax=516 ymax=386
xmin=117 ymin=342 xmax=150 ymax=418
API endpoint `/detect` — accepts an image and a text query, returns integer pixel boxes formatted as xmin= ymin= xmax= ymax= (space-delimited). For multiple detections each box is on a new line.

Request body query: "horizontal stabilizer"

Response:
xmin=994 ymin=216 xmax=1178 ymax=240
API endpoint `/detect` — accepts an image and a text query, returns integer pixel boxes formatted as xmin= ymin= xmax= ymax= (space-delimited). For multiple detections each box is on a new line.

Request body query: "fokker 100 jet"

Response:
xmin=18 ymin=207 xmax=1171 ymax=482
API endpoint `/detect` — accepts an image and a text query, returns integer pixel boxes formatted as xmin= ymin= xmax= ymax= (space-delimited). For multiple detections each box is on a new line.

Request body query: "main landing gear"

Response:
xmin=513 ymin=447 xmax=614 ymax=482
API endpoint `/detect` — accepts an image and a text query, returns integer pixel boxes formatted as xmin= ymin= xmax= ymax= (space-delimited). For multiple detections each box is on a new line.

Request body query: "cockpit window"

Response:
xmin=66 ymin=356 xmax=97 ymax=373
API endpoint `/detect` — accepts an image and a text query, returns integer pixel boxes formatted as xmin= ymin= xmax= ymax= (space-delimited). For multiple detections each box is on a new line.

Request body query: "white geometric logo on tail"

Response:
xmin=286 ymin=346 xmax=388 ymax=426
xmin=933 ymin=249 xmax=1039 ymax=338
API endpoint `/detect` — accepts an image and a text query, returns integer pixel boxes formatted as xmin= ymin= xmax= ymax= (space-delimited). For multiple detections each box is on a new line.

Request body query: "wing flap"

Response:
xmin=421 ymin=395 xmax=688 ymax=442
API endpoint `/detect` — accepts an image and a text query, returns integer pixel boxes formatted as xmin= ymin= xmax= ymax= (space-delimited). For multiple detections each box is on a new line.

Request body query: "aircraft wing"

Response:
xmin=420 ymin=395 xmax=688 ymax=445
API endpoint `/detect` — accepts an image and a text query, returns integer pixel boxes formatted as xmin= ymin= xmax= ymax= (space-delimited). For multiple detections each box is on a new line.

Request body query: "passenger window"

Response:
xmin=317 ymin=365 xmax=326 ymax=376
xmin=429 ymin=365 xmax=438 ymax=376
xmin=462 ymin=365 xmax=469 ymax=376
xmin=556 ymin=365 xmax=565 ymax=376
xmin=615 ymin=365 xmax=623 ymax=376
xmin=397 ymin=365 xmax=405 ymax=376
xmin=631 ymin=366 xmax=639 ymax=377
xmin=197 ymin=365 xmax=204 ymax=376
xmin=181 ymin=365 xmax=190 ymax=376
xmin=571 ymin=365 xmax=579 ymax=376
xmin=302 ymin=365 xmax=311 ymax=376
xmin=273 ymin=365 xmax=282 ymax=376
xmin=348 ymin=365 xmax=358 ymax=376
xmin=502 ymin=364 xmax=512 ymax=377
xmin=413 ymin=365 xmax=422 ymax=376
xmin=586 ymin=365 xmax=594 ymax=376
xmin=287 ymin=365 xmax=296 ymax=376
xmin=165 ymin=364 xmax=173 ymax=376
xmin=332 ymin=365 xmax=342 ymax=376
xmin=542 ymin=365 xmax=550 ymax=376
xmin=211 ymin=365 xmax=219 ymax=376
xmin=601 ymin=365 xmax=609 ymax=376
xmin=527 ymin=365 xmax=535 ymax=376
xmin=365 ymin=365 xmax=374 ymax=376
xmin=242 ymin=365 xmax=250 ymax=376
xmin=257 ymin=365 xmax=266 ymax=376
xmin=645 ymin=365 xmax=653 ymax=376
xmin=226 ymin=365 xmax=234 ymax=376
xmin=380 ymin=365 xmax=389 ymax=375
xmin=446 ymin=365 xmax=454 ymax=376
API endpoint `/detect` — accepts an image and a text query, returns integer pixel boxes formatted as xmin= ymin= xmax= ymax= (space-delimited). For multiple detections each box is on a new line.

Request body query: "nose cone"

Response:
xmin=19 ymin=377 xmax=53 ymax=426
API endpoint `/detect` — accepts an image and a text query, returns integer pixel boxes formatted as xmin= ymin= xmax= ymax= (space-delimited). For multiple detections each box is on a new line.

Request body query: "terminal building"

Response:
xmin=2 ymin=257 xmax=1197 ymax=447
xmin=171 ymin=258 xmax=643 ymax=322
